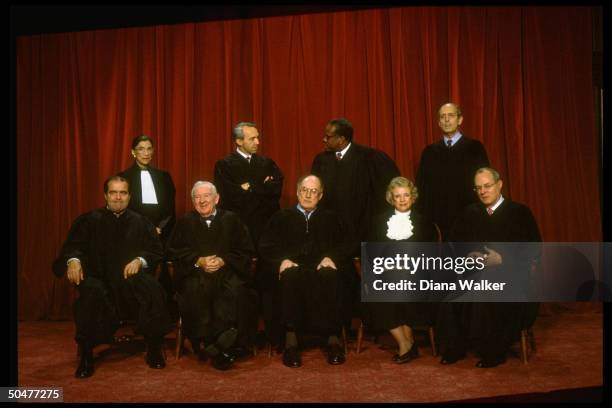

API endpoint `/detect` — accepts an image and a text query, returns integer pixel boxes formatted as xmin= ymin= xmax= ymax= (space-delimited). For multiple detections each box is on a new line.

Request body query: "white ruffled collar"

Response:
xmin=386 ymin=210 xmax=414 ymax=240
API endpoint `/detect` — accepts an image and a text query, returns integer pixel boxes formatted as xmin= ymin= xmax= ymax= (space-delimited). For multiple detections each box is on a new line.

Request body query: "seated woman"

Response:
xmin=365 ymin=177 xmax=437 ymax=363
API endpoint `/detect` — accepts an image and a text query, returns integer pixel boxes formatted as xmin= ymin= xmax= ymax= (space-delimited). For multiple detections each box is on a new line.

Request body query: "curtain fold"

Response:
xmin=17 ymin=6 xmax=600 ymax=319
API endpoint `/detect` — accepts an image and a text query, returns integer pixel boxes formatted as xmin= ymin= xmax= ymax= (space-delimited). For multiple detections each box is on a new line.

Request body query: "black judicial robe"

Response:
xmin=53 ymin=208 xmax=171 ymax=341
xmin=258 ymin=207 xmax=354 ymax=285
xmin=118 ymin=163 xmax=176 ymax=242
xmin=365 ymin=209 xmax=437 ymax=330
xmin=441 ymin=199 xmax=541 ymax=357
xmin=165 ymin=209 xmax=255 ymax=285
xmin=214 ymin=152 xmax=283 ymax=245
xmin=415 ymin=135 xmax=489 ymax=240
xmin=311 ymin=143 xmax=400 ymax=247
xmin=166 ymin=209 xmax=256 ymax=340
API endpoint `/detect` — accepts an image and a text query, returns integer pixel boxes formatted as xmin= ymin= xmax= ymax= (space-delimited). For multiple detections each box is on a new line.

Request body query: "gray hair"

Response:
xmin=474 ymin=167 xmax=501 ymax=182
xmin=296 ymin=174 xmax=324 ymax=192
xmin=191 ymin=180 xmax=218 ymax=198
xmin=233 ymin=122 xmax=257 ymax=141
xmin=385 ymin=176 xmax=418 ymax=205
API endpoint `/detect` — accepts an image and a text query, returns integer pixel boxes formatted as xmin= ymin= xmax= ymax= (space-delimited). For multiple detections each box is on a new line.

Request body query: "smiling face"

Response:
xmin=438 ymin=104 xmax=463 ymax=137
xmin=132 ymin=140 xmax=154 ymax=168
xmin=297 ymin=176 xmax=323 ymax=211
xmin=192 ymin=184 xmax=219 ymax=217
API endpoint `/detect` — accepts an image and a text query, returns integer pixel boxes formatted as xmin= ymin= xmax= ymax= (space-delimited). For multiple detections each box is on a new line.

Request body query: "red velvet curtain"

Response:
xmin=16 ymin=7 xmax=600 ymax=320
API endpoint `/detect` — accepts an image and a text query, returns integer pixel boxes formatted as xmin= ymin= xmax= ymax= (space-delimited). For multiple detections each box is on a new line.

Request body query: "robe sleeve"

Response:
xmin=52 ymin=213 xmax=92 ymax=277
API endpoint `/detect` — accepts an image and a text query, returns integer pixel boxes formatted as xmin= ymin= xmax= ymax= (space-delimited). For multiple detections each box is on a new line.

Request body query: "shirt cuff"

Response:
xmin=66 ymin=258 xmax=80 ymax=266
xmin=137 ymin=257 xmax=148 ymax=269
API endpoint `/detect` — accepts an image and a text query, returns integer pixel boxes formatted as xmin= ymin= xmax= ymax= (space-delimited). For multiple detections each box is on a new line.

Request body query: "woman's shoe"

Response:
xmin=395 ymin=343 xmax=419 ymax=364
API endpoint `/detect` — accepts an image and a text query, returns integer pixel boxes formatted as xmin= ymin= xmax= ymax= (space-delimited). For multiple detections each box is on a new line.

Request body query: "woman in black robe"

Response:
xmin=366 ymin=177 xmax=437 ymax=363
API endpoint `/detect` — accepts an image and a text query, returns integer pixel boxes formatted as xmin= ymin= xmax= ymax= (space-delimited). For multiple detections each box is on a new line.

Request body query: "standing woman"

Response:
xmin=366 ymin=177 xmax=437 ymax=363
xmin=118 ymin=135 xmax=176 ymax=242
xmin=119 ymin=135 xmax=177 ymax=311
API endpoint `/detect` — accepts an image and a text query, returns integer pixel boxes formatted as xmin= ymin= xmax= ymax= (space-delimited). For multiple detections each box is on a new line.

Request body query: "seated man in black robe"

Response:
xmin=53 ymin=176 xmax=173 ymax=379
xmin=166 ymin=181 xmax=255 ymax=370
xmin=258 ymin=175 xmax=353 ymax=368
xmin=437 ymin=167 xmax=541 ymax=368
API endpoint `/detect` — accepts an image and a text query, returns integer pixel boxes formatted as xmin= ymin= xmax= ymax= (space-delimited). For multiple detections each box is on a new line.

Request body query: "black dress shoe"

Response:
xmin=395 ymin=343 xmax=419 ymax=364
xmin=146 ymin=346 xmax=166 ymax=369
xmin=282 ymin=346 xmax=302 ymax=368
xmin=476 ymin=356 xmax=506 ymax=368
xmin=327 ymin=343 xmax=345 ymax=365
xmin=205 ymin=327 xmax=238 ymax=357
xmin=211 ymin=352 xmax=235 ymax=371
xmin=440 ymin=349 xmax=466 ymax=365
xmin=228 ymin=346 xmax=253 ymax=361
xmin=75 ymin=349 xmax=94 ymax=378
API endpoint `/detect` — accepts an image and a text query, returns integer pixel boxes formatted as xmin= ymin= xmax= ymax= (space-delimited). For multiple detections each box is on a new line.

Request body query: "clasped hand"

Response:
xmin=467 ymin=246 xmax=502 ymax=268
xmin=197 ymin=255 xmax=225 ymax=273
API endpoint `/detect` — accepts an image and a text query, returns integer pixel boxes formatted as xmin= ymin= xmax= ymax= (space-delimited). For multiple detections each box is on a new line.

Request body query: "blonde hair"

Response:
xmin=385 ymin=177 xmax=418 ymax=205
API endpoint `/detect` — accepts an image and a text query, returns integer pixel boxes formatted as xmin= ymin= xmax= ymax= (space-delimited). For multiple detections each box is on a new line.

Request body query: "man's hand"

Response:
xmin=316 ymin=257 xmax=337 ymax=270
xmin=483 ymin=246 xmax=502 ymax=267
xmin=155 ymin=227 xmax=162 ymax=235
xmin=67 ymin=260 xmax=84 ymax=286
xmin=264 ymin=176 xmax=274 ymax=183
xmin=197 ymin=255 xmax=225 ymax=273
xmin=279 ymin=259 xmax=298 ymax=278
xmin=123 ymin=258 xmax=143 ymax=279
xmin=241 ymin=182 xmax=251 ymax=191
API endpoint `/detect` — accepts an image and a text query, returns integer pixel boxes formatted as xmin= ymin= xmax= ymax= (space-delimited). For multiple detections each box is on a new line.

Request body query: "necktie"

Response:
xmin=203 ymin=216 xmax=214 ymax=228
xmin=336 ymin=152 xmax=342 ymax=160
xmin=487 ymin=207 xmax=494 ymax=216
xmin=304 ymin=210 xmax=311 ymax=232
xmin=446 ymin=139 xmax=452 ymax=148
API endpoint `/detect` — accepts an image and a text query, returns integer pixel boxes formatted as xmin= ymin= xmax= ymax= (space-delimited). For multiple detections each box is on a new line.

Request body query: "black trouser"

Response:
xmin=74 ymin=274 xmax=172 ymax=346
xmin=280 ymin=265 xmax=343 ymax=337
xmin=176 ymin=269 xmax=243 ymax=342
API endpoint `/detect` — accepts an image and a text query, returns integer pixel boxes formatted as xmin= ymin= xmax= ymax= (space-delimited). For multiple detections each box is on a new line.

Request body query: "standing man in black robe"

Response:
xmin=438 ymin=167 xmax=541 ymax=368
xmin=166 ymin=181 xmax=255 ymax=370
xmin=119 ymin=135 xmax=177 ymax=316
xmin=259 ymin=175 xmax=353 ymax=368
xmin=312 ymin=118 xmax=400 ymax=250
xmin=53 ymin=176 xmax=173 ymax=378
xmin=311 ymin=118 xmax=400 ymax=333
xmin=214 ymin=122 xmax=283 ymax=247
xmin=415 ymin=103 xmax=490 ymax=241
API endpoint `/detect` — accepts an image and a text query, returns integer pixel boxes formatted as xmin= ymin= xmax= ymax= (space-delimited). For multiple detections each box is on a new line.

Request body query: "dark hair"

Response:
xmin=327 ymin=118 xmax=353 ymax=142
xmin=104 ymin=176 xmax=129 ymax=193
xmin=131 ymin=135 xmax=154 ymax=149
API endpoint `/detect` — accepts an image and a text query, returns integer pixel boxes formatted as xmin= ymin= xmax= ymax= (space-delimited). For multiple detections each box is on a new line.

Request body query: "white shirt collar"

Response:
xmin=336 ymin=143 xmax=352 ymax=159
xmin=236 ymin=148 xmax=251 ymax=161
xmin=443 ymin=131 xmax=463 ymax=147
xmin=297 ymin=204 xmax=316 ymax=218
xmin=488 ymin=195 xmax=504 ymax=213
xmin=394 ymin=209 xmax=411 ymax=216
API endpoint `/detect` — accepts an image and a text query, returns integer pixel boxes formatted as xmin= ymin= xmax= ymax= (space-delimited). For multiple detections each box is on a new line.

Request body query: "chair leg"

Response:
xmin=428 ymin=327 xmax=437 ymax=356
xmin=520 ymin=329 xmax=528 ymax=364
xmin=528 ymin=328 xmax=536 ymax=352
xmin=175 ymin=317 xmax=183 ymax=360
xmin=341 ymin=327 xmax=348 ymax=355
xmin=356 ymin=321 xmax=364 ymax=354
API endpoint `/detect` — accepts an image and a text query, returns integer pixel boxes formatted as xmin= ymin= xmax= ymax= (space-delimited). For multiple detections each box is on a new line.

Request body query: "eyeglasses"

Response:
xmin=299 ymin=187 xmax=320 ymax=196
xmin=135 ymin=147 xmax=154 ymax=153
xmin=473 ymin=182 xmax=497 ymax=192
